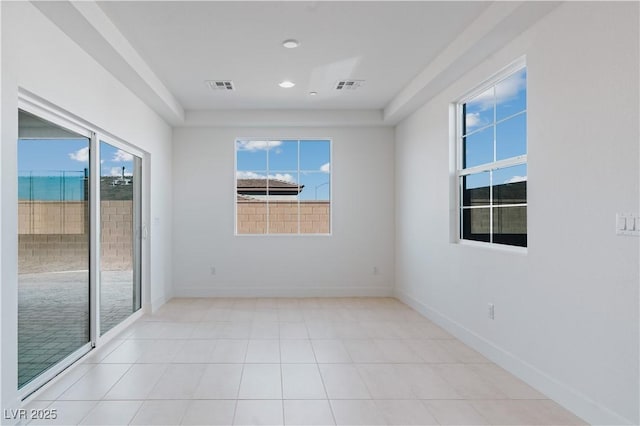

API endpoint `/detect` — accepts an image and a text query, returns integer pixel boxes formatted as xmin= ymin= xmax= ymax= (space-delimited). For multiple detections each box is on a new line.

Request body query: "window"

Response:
xmin=235 ymin=139 xmax=331 ymax=235
xmin=457 ymin=64 xmax=527 ymax=248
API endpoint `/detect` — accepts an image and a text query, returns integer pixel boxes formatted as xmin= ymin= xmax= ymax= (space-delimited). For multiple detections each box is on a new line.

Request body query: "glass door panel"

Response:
xmin=17 ymin=110 xmax=91 ymax=389
xmin=99 ymin=141 xmax=141 ymax=335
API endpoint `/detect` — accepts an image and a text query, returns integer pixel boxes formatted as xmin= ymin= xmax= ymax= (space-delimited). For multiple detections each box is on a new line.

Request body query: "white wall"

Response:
xmin=172 ymin=126 xmax=394 ymax=297
xmin=1 ymin=2 xmax=173 ymax=412
xmin=395 ymin=2 xmax=639 ymax=425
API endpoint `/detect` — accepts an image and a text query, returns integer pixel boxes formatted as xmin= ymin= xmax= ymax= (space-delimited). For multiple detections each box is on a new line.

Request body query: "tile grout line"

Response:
xmin=231 ymin=328 xmax=251 ymax=426
xmin=309 ymin=322 xmax=338 ymax=426
xmin=279 ymin=333 xmax=285 ymax=426
xmin=126 ymin=400 xmax=145 ymax=426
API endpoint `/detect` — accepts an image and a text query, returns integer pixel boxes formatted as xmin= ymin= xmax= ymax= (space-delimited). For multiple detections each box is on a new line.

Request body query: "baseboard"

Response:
xmin=174 ymin=285 xmax=393 ymax=298
xmin=394 ymin=289 xmax=634 ymax=426
xmin=148 ymin=291 xmax=172 ymax=313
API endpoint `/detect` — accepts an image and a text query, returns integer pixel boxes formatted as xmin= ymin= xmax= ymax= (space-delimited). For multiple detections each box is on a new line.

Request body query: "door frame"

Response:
xmin=17 ymin=91 xmax=148 ymax=399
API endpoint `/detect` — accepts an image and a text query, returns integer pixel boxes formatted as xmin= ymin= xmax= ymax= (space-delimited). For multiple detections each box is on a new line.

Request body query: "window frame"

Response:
xmin=234 ymin=137 xmax=333 ymax=237
xmin=455 ymin=58 xmax=528 ymax=251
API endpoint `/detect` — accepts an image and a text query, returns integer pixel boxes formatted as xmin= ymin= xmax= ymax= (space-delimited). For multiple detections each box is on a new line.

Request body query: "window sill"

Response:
xmin=457 ymin=239 xmax=527 ymax=255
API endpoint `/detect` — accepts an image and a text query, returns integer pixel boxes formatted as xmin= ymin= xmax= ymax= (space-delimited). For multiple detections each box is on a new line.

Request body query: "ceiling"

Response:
xmin=96 ymin=1 xmax=489 ymax=111
xmin=33 ymin=1 xmax=560 ymax=126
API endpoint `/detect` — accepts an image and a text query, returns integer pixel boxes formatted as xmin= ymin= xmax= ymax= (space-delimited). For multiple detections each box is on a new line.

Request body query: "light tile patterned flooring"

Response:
xmin=24 ymin=297 xmax=586 ymax=425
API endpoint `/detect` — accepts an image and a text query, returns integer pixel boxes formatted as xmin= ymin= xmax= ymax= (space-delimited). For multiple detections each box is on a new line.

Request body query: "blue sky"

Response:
xmin=236 ymin=139 xmax=331 ymax=200
xmin=18 ymin=139 xmax=135 ymax=177
xmin=18 ymin=139 xmax=89 ymax=176
xmin=100 ymin=142 xmax=134 ymax=177
xmin=463 ymin=68 xmax=527 ymax=189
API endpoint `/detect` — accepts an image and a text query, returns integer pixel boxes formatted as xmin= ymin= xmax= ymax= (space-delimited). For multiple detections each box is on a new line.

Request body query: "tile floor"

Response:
xmin=24 ymin=297 xmax=587 ymax=425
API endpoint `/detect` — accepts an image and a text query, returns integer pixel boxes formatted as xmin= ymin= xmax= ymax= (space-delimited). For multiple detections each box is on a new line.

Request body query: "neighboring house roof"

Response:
xmin=237 ymin=178 xmax=304 ymax=195
xmin=100 ymin=176 xmax=133 ymax=201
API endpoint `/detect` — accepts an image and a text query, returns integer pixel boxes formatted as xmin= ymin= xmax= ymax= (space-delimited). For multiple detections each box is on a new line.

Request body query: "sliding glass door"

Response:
xmin=17 ymin=110 xmax=92 ymax=389
xmin=99 ymin=141 xmax=142 ymax=335
xmin=17 ymin=105 xmax=145 ymax=395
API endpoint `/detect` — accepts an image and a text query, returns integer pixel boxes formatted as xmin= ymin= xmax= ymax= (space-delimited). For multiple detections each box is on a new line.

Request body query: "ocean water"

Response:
xmin=18 ymin=175 xmax=87 ymax=201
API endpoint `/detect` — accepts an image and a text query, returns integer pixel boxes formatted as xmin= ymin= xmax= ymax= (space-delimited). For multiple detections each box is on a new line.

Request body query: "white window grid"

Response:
xmin=235 ymin=138 xmax=332 ymax=236
xmin=456 ymin=61 xmax=527 ymax=247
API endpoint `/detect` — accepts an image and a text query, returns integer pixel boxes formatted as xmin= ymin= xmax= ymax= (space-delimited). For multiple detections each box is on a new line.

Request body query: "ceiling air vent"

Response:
xmin=335 ymin=80 xmax=364 ymax=91
xmin=206 ymin=80 xmax=235 ymax=91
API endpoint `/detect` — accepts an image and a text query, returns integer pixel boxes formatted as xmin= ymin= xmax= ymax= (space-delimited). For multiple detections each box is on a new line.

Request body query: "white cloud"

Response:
xmin=469 ymin=87 xmax=495 ymax=109
xmin=113 ymin=149 xmax=134 ymax=162
xmin=236 ymin=140 xmax=282 ymax=151
xmin=465 ymin=113 xmax=481 ymax=129
xmin=69 ymin=147 xmax=89 ymax=162
xmin=110 ymin=167 xmax=132 ymax=177
xmin=495 ymin=72 xmax=526 ymax=102
xmin=237 ymin=171 xmax=263 ymax=179
xmin=468 ymin=69 xmax=526 ymax=111
xmin=236 ymin=171 xmax=295 ymax=183
xmin=505 ymin=175 xmax=527 ymax=184
xmin=320 ymin=162 xmax=330 ymax=173
xmin=271 ymin=173 xmax=295 ymax=182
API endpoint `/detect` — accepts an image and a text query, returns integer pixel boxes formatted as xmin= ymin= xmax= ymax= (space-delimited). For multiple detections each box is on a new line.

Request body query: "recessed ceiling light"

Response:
xmin=279 ymin=80 xmax=295 ymax=88
xmin=282 ymin=39 xmax=300 ymax=49
xmin=309 ymin=91 xmax=318 ymax=96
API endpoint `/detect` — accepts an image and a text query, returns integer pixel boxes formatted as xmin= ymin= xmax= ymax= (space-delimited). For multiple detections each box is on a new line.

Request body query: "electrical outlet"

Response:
xmin=210 ymin=266 xmax=216 ymax=275
xmin=488 ymin=303 xmax=495 ymax=320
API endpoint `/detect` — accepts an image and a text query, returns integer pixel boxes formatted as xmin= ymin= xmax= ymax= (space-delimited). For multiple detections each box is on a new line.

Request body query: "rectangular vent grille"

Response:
xmin=335 ymin=80 xmax=364 ymax=90
xmin=206 ymin=80 xmax=235 ymax=91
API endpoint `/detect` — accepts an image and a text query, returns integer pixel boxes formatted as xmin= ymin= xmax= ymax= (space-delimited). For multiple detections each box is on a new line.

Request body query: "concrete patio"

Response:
xmin=18 ymin=270 xmax=136 ymax=388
